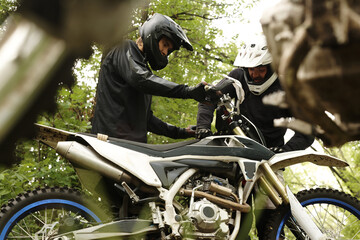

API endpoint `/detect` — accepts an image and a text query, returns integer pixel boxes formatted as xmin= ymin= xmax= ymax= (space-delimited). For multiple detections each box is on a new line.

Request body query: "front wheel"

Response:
xmin=264 ymin=188 xmax=360 ymax=239
xmin=0 ymin=187 xmax=110 ymax=240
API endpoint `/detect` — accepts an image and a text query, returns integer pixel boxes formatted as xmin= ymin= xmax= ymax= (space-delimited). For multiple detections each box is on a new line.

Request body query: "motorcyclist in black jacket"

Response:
xmin=91 ymin=13 xmax=207 ymax=142
xmin=196 ymin=35 xmax=315 ymax=239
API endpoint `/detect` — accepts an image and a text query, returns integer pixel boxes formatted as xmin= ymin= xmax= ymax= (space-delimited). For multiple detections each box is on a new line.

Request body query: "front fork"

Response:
xmin=230 ymin=122 xmax=246 ymax=136
xmin=231 ymin=124 xmax=326 ymax=239
xmin=258 ymin=162 xmax=327 ymax=240
xmin=232 ymin=123 xmax=289 ymax=206
xmin=258 ymin=162 xmax=289 ymax=206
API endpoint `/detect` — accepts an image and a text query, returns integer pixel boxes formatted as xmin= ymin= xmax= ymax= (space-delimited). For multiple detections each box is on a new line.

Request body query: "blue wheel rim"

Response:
xmin=0 ymin=199 xmax=102 ymax=239
xmin=276 ymin=197 xmax=360 ymax=239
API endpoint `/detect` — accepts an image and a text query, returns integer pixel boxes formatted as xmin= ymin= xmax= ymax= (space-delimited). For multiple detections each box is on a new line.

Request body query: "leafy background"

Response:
xmin=0 ymin=0 xmax=243 ymax=204
xmin=0 ymin=0 xmax=359 ymax=237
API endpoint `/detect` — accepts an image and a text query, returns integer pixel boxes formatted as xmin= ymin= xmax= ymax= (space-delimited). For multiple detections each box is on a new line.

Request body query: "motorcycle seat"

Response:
xmin=77 ymin=133 xmax=274 ymax=161
xmin=108 ymin=136 xmax=200 ymax=152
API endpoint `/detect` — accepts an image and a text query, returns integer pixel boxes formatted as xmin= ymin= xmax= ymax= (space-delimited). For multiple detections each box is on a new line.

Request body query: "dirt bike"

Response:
xmin=0 ymin=91 xmax=359 ymax=239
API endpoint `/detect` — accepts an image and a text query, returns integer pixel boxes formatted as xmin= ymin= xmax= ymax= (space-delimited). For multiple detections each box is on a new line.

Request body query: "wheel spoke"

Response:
xmin=0 ymin=188 xmax=105 ymax=239
xmin=30 ymin=211 xmax=45 ymax=225
xmin=45 ymin=207 xmax=48 ymax=226
xmin=352 ymin=228 xmax=360 ymax=240
xmin=305 ymin=204 xmax=324 ymax=229
xmin=13 ymin=217 xmax=35 ymax=239
xmin=50 ymin=207 xmax=55 ymax=223
xmin=264 ymin=189 xmax=360 ymax=240
xmin=15 ymin=223 xmax=36 ymax=240
xmin=6 ymin=207 xmax=96 ymax=239
xmin=322 ymin=203 xmax=329 ymax=228
xmin=21 ymin=218 xmax=32 ymax=239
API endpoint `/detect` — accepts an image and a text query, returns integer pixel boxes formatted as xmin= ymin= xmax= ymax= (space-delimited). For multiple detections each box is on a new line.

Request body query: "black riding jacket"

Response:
xmin=91 ymin=40 xmax=190 ymax=142
xmin=197 ymin=68 xmax=314 ymax=151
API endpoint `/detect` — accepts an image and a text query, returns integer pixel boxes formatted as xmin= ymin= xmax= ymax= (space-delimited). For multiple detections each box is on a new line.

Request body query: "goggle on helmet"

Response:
xmin=233 ymin=35 xmax=278 ymax=95
xmin=139 ymin=13 xmax=193 ymax=70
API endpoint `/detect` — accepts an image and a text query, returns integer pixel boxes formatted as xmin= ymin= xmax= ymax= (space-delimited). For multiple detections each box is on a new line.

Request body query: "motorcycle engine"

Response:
xmin=188 ymin=198 xmax=229 ymax=236
xmin=179 ymin=175 xmax=235 ymax=239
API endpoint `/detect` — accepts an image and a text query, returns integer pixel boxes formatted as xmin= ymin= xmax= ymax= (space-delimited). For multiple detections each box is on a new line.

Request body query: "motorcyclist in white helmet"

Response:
xmin=195 ymin=35 xmax=314 ymax=239
xmin=234 ymin=35 xmax=277 ymax=96
xmin=196 ymin=34 xmax=313 ymax=151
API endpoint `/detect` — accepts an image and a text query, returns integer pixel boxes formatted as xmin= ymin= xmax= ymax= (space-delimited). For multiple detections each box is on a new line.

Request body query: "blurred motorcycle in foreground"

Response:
xmin=261 ymin=0 xmax=360 ymax=147
xmin=0 ymin=0 xmax=143 ymax=165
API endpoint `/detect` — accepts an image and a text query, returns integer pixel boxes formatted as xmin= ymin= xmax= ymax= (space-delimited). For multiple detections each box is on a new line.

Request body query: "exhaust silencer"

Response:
xmin=56 ymin=141 xmax=132 ymax=183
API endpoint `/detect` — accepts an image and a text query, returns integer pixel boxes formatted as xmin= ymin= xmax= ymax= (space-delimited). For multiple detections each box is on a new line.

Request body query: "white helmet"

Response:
xmin=234 ymin=35 xmax=277 ymax=95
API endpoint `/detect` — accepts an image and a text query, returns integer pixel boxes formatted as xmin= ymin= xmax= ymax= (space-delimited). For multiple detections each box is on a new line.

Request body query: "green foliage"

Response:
xmin=0 ymin=0 xmax=261 ymax=210
xmin=0 ymin=51 xmax=98 ymax=205
xmin=325 ymin=141 xmax=360 ymax=199
xmin=0 ymin=86 xmax=94 ymax=206
xmin=38 ymin=84 xmax=94 ymax=132
xmin=0 ymin=0 xmax=18 ymax=25
xmin=282 ymin=141 xmax=360 ymax=201
xmin=73 ymin=45 xmax=102 ymax=88
xmin=0 ymin=142 xmax=79 ymax=206
xmin=0 ymin=0 xmax=254 ymax=212
xmin=283 ymin=162 xmax=342 ymax=193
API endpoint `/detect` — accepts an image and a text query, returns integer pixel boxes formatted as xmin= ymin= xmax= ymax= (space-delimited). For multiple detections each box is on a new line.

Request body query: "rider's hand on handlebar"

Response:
xmin=186 ymin=82 xmax=208 ymax=102
xmin=204 ymin=84 xmax=222 ymax=104
xmin=186 ymin=82 xmax=222 ymax=104
xmin=184 ymin=125 xmax=196 ymax=137
xmin=195 ymin=128 xmax=213 ymax=139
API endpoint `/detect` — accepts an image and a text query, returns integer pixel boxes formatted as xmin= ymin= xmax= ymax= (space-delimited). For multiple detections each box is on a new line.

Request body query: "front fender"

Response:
xmin=268 ymin=150 xmax=348 ymax=171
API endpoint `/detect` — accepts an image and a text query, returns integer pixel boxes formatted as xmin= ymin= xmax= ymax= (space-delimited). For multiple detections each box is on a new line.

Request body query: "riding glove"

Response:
xmin=185 ymin=82 xmax=207 ymax=102
xmin=195 ymin=128 xmax=213 ymax=139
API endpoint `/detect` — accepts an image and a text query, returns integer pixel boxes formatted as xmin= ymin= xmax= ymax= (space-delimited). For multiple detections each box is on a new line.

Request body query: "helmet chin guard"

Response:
xmin=244 ymin=70 xmax=278 ymax=95
xmin=139 ymin=13 xmax=193 ymax=70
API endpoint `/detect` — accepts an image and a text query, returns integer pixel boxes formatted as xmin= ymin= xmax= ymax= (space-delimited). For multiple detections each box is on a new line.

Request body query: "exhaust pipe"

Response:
xmin=179 ymin=188 xmax=251 ymax=213
xmin=56 ymin=141 xmax=133 ymax=184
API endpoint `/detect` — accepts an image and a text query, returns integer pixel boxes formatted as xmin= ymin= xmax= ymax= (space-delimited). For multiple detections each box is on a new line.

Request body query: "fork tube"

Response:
xmin=258 ymin=177 xmax=282 ymax=206
xmin=233 ymin=126 xmax=246 ymax=136
xmin=259 ymin=162 xmax=289 ymax=204
xmin=231 ymin=124 xmax=246 ymax=136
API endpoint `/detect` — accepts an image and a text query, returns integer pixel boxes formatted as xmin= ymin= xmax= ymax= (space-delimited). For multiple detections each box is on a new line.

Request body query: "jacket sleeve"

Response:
xmin=147 ymin=111 xmax=190 ymax=139
xmin=114 ymin=42 xmax=190 ymax=99
xmin=196 ymin=68 xmax=244 ymax=130
xmin=196 ymin=102 xmax=216 ymax=129
xmin=282 ymin=131 xmax=315 ymax=151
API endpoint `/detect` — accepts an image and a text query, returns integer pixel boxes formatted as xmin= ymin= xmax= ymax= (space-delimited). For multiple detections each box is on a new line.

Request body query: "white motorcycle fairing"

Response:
xmin=71 ymin=134 xmax=275 ymax=188
xmin=268 ymin=150 xmax=348 ymax=170
xmin=69 ymin=134 xmax=348 ymax=191
xmin=73 ymin=134 xmax=163 ymax=187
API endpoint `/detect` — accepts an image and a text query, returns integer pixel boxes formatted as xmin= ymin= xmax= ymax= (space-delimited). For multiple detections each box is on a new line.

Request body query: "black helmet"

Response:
xmin=139 ymin=13 xmax=193 ymax=70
